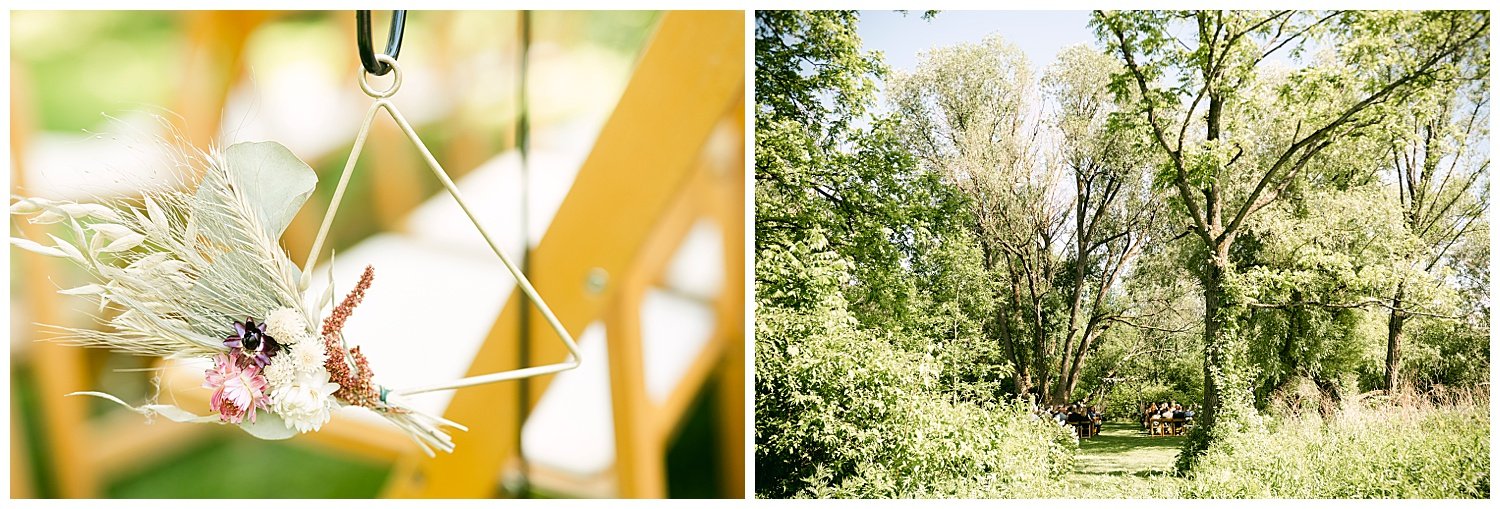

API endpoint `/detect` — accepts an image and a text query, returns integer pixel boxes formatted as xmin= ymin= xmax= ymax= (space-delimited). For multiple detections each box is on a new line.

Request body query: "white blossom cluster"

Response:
xmin=263 ymin=307 xmax=340 ymax=433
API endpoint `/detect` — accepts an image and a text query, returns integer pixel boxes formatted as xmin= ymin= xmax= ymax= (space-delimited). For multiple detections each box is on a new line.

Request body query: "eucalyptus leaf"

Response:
xmin=238 ymin=412 xmax=298 ymax=440
xmin=221 ymin=141 xmax=319 ymax=240
xmin=68 ymin=391 xmax=220 ymax=423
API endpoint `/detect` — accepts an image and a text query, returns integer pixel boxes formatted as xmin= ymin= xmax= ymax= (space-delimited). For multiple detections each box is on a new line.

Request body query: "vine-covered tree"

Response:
xmin=1091 ymin=9 xmax=1489 ymax=469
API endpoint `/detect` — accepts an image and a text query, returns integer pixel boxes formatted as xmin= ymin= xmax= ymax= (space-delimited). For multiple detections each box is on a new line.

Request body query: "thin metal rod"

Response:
xmin=301 ymin=103 xmax=380 ymax=289
xmin=382 ymin=102 xmax=580 ymax=396
xmin=516 ymin=9 xmax=534 ymax=498
xmin=302 ymin=56 xmax=581 ymax=397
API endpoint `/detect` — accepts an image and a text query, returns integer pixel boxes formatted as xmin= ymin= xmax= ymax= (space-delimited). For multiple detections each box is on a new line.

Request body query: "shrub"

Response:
xmin=1402 ymin=318 xmax=1490 ymax=391
xmin=755 ymin=305 xmax=1076 ymax=498
xmin=1178 ymin=403 xmax=1489 ymax=498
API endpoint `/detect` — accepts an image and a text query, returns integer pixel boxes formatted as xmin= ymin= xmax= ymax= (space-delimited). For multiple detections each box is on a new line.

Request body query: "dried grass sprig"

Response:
xmin=12 ymin=145 xmax=287 ymax=359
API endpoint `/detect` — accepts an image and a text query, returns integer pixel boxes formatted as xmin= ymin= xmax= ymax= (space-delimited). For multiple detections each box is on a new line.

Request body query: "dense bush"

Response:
xmin=1402 ymin=318 xmax=1491 ymax=391
xmin=755 ymin=304 xmax=1076 ymax=498
xmin=1178 ymin=403 xmax=1489 ymax=498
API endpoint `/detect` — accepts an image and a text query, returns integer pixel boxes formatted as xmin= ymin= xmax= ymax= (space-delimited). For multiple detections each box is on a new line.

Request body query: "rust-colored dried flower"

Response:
xmin=321 ymin=265 xmax=383 ymax=408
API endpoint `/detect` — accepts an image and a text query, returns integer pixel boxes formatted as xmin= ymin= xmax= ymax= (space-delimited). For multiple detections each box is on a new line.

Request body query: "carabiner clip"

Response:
xmin=356 ymin=10 xmax=406 ymax=76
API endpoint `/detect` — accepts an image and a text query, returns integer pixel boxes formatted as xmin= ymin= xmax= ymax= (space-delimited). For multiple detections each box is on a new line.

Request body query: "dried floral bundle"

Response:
xmin=11 ymin=141 xmax=464 ymax=455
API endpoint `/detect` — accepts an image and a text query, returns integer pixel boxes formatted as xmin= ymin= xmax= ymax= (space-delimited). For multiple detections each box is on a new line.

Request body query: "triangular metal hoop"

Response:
xmin=299 ymin=55 xmax=580 ymax=398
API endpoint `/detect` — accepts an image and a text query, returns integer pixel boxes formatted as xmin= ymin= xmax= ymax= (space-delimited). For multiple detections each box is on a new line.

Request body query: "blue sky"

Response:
xmin=858 ymin=11 xmax=1099 ymax=77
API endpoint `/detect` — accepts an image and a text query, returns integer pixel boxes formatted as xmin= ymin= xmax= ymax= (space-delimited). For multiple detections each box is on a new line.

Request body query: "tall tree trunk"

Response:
xmin=1199 ymin=90 xmax=1229 ymax=435
xmin=1181 ymin=239 xmax=1252 ymax=473
xmin=1032 ymin=303 xmax=1055 ymax=403
xmin=1060 ymin=323 xmax=1101 ymax=401
xmin=1050 ymin=371 xmax=1075 ymax=404
xmin=1384 ymin=284 xmax=1407 ymax=393
xmin=1199 ymin=258 xmax=1226 ymax=432
xmin=1054 ymin=173 xmax=1092 ymax=403
xmin=1014 ymin=372 xmax=1033 ymax=401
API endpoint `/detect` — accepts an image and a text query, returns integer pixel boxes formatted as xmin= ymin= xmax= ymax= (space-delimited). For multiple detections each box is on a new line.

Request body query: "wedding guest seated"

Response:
xmin=1066 ymin=406 xmax=1087 ymax=424
xmin=1172 ymin=404 xmax=1188 ymax=420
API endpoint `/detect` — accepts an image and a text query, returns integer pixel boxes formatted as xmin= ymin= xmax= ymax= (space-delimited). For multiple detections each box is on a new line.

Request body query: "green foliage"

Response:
xmin=1094 ymin=10 xmax=1489 ymax=473
xmin=757 ymin=9 xmax=1489 ymax=498
xmin=1402 ymin=318 xmax=1492 ymax=390
xmin=1178 ymin=405 xmax=1489 ymax=498
xmin=755 ymin=10 xmax=880 ymax=127
xmin=1235 ymin=184 xmax=1423 ymax=397
xmin=756 ymin=10 xmax=967 ymax=327
xmin=754 ymin=11 xmax=1076 ymax=499
xmin=755 ymin=305 xmax=1076 ymax=498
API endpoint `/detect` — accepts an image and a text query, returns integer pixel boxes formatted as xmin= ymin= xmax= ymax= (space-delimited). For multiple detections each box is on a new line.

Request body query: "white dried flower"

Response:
xmin=264 ymin=307 xmax=311 ymax=346
xmin=263 ymin=357 xmax=297 ymax=390
xmin=288 ymin=338 xmax=327 ymax=373
xmin=271 ymin=369 xmax=339 ymax=433
xmin=266 ymin=338 xmax=328 ymax=394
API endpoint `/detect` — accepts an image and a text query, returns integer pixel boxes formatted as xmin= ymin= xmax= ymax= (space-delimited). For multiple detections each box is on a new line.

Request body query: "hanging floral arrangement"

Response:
xmin=11 ymin=141 xmax=464 ymax=455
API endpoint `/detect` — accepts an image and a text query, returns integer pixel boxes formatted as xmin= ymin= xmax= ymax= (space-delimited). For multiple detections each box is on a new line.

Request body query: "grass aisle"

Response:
xmin=1063 ymin=423 xmax=1185 ymax=497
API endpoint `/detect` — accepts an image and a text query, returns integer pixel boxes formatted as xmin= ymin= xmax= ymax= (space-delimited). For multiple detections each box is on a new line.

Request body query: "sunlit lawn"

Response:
xmin=1062 ymin=423 xmax=1186 ymax=498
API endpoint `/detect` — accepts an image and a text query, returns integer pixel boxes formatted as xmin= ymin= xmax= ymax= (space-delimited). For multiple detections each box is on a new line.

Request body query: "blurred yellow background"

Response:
xmin=9 ymin=10 xmax=744 ymax=498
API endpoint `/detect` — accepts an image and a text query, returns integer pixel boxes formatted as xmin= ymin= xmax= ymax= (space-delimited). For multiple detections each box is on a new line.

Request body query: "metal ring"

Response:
xmin=358 ymin=54 xmax=402 ymax=98
xmin=356 ymin=10 xmax=406 ymax=76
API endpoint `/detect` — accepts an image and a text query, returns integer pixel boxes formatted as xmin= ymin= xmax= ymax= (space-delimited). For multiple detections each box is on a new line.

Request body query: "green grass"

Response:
xmin=1057 ymin=423 xmax=1185 ymax=498
xmin=1179 ymin=405 xmax=1489 ymax=498
xmin=107 ymin=435 xmax=391 ymax=498
xmin=1050 ymin=405 xmax=1491 ymax=499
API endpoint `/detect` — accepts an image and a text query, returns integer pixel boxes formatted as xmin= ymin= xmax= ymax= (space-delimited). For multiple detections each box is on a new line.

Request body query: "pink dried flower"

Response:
xmin=204 ymin=351 xmax=270 ymax=423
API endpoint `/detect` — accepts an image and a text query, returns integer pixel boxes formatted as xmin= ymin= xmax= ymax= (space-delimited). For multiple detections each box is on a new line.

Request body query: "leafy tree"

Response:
xmin=889 ymin=35 xmax=1058 ymax=398
xmin=1091 ymin=9 xmax=1489 ymax=470
xmin=1379 ymin=75 xmax=1489 ymax=392
xmin=889 ymin=37 xmax=1161 ymax=403
xmin=1044 ymin=45 xmax=1163 ymax=403
xmin=755 ymin=11 xmax=1067 ymax=497
xmin=755 ymin=10 xmax=964 ymax=328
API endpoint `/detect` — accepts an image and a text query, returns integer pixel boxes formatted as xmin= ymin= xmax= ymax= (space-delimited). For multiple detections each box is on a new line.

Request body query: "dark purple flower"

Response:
xmin=226 ymin=317 xmax=280 ymax=368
